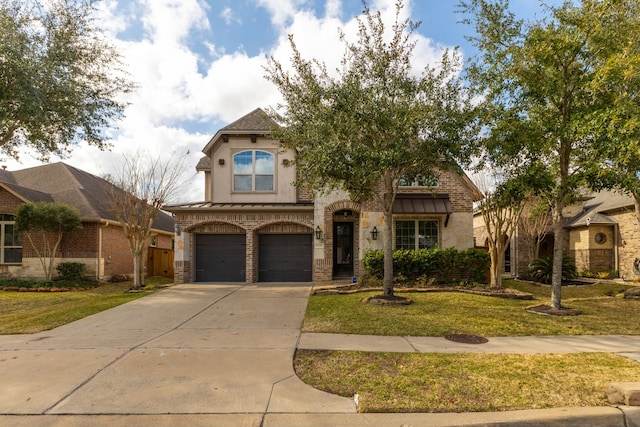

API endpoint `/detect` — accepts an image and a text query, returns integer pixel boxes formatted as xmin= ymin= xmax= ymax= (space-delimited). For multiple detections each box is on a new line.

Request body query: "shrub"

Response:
xmin=528 ymin=256 xmax=577 ymax=284
xmin=56 ymin=262 xmax=86 ymax=281
xmin=362 ymin=247 xmax=490 ymax=285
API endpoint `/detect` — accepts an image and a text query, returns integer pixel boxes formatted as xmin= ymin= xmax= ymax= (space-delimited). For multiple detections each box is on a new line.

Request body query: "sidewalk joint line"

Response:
xmin=43 ymin=284 xmax=248 ymax=414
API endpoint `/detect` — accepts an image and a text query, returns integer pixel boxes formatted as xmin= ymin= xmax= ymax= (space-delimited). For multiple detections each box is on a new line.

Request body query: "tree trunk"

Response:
xmin=382 ymin=210 xmax=394 ymax=297
xmin=489 ymin=244 xmax=502 ymax=288
xmin=550 ymin=205 xmax=564 ymax=310
xmin=132 ymin=252 xmax=142 ymax=289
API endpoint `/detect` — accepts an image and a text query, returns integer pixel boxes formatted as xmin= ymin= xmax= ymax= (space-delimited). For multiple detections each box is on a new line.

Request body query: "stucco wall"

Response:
xmin=209 ymin=135 xmax=298 ymax=204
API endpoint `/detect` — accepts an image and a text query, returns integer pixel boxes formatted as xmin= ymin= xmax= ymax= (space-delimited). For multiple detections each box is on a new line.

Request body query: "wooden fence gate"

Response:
xmin=148 ymin=247 xmax=174 ymax=278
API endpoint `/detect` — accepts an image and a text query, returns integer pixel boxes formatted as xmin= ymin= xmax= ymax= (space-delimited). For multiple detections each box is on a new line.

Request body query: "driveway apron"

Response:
xmin=0 ymin=284 xmax=356 ymax=415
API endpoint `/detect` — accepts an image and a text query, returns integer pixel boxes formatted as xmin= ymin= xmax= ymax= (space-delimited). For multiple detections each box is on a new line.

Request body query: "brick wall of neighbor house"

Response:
xmin=174 ymin=210 xmax=314 ymax=283
xmin=101 ymin=225 xmax=134 ymax=277
xmin=0 ymin=188 xmax=24 ymax=213
xmin=19 ymin=222 xmax=100 ymax=279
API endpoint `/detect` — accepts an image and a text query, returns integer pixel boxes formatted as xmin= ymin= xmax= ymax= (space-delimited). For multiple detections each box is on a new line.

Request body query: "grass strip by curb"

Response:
xmin=295 ymin=350 xmax=640 ymax=413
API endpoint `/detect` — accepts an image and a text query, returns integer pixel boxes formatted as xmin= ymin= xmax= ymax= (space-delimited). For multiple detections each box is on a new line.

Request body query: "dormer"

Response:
xmin=199 ymin=108 xmax=297 ymax=204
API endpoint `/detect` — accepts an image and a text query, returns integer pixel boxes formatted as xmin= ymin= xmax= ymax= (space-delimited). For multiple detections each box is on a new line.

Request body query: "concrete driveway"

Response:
xmin=0 ymin=284 xmax=355 ymax=422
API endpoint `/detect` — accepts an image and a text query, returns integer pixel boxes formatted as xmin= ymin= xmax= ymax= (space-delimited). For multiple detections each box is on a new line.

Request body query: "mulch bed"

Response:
xmin=1 ymin=286 xmax=72 ymax=292
xmin=362 ymin=294 xmax=413 ymax=306
xmin=525 ymin=304 xmax=582 ymax=316
xmin=315 ymin=285 xmax=533 ymax=300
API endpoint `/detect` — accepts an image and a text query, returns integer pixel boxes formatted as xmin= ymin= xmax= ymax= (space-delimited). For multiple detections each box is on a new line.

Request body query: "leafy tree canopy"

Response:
xmin=265 ymin=0 xmax=476 ymax=296
xmin=266 ymin=0 xmax=475 ymax=206
xmin=460 ymin=0 xmax=639 ymax=309
xmin=15 ymin=202 xmax=82 ymax=234
xmin=0 ymin=0 xmax=134 ymax=160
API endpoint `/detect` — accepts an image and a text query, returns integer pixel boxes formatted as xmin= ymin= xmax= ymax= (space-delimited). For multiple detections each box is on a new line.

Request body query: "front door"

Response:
xmin=333 ymin=222 xmax=353 ymax=278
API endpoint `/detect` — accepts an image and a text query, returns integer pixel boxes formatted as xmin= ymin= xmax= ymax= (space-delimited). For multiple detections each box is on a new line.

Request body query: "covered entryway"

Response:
xmin=195 ymin=234 xmax=246 ymax=282
xmin=258 ymin=234 xmax=312 ymax=282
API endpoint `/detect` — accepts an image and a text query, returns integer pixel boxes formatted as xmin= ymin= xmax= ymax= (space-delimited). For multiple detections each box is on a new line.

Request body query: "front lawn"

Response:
xmin=0 ymin=276 xmax=172 ymax=334
xmin=295 ymin=351 xmax=640 ymax=412
xmin=298 ymin=280 xmax=640 ymax=413
xmin=303 ymin=280 xmax=639 ymax=336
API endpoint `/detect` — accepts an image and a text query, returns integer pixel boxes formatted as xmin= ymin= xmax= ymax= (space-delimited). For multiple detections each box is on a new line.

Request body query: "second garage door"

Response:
xmin=258 ymin=234 xmax=312 ymax=282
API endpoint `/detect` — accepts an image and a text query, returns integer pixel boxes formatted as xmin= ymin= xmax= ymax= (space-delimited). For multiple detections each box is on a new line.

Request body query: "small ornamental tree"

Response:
xmin=106 ymin=151 xmax=184 ymax=289
xmin=474 ymin=174 xmax=525 ymax=288
xmin=15 ymin=202 xmax=82 ymax=280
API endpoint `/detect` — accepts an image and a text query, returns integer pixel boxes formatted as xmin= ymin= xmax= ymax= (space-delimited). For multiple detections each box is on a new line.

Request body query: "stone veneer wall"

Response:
xmin=568 ymin=225 xmax=615 ymax=274
xmin=607 ymin=208 xmax=640 ymax=280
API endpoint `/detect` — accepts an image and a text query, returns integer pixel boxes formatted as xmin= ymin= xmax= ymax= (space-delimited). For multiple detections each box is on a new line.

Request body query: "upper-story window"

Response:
xmin=0 ymin=214 xmax=21 ymax=264
xmin=233 ymin=150 xmax=274 ymax=191
xmin=398 ymin=174 xmax=438 ymax=187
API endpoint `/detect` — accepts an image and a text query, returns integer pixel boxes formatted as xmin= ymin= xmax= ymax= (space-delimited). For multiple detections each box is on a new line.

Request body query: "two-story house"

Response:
xmin=165 ymin=108 xmax=482 ymax=284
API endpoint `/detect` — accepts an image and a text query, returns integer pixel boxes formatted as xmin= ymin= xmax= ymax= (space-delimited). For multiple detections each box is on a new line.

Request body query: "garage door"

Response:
xmin=195 ymin=234 xmax=245 ymax=282
xmin=259 ymin=234 xmax=312 ymax=282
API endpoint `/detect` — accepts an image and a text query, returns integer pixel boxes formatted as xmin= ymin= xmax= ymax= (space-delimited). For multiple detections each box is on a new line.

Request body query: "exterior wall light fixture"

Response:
xmin=315 ymin=226 xmax=323 ymax=240
xmin=371 ymin=226 xmax=378 ymax=240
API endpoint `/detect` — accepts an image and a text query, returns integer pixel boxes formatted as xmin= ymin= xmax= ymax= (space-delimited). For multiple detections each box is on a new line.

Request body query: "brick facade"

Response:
xmin=0 ymin=187 xmax=174 ymax=280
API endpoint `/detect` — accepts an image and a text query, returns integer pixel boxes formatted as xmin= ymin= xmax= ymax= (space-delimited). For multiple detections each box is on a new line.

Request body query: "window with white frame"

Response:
xmin=233 ymin=150 xmax=274 ymax=191
xmin=0 ymin=214 xmax=22 ymax=263
xmin=395 ymin=219 xmax=438 ymax=250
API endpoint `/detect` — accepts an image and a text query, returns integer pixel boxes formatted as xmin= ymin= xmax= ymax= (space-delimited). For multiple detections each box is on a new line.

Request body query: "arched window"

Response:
xmin=233 ymin=150 xmax=274 ymax=191
xmin=0 ymin=214 xmax=22 ymax=264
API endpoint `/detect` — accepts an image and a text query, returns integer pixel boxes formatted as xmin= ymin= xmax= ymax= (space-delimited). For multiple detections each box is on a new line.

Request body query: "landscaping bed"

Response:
xmin=314 ymin=284 xmax=534 ymax=300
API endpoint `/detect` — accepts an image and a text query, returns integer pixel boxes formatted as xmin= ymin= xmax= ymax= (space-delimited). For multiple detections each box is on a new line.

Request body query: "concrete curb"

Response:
xmin=2 ymin=406 xmax=637 ymax=427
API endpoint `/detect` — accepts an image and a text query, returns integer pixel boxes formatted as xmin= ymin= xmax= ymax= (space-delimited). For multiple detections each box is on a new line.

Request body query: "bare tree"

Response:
xmin=519 ymin=196 xmax=552 ymax=265
xmin=474 ymin=173 xmax=524 ymax=288
xmin=107 ymin=151 xmax=184 ymax=289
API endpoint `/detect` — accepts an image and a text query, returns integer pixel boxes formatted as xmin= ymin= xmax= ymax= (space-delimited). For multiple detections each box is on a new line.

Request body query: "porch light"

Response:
xmin=315 ymin=226 xmax=323 ymax=240
xmin=370 ymin=226 xmax=378 ymax=240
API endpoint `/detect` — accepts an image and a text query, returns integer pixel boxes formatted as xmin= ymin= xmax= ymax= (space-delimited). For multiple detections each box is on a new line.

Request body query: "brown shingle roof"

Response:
xmin=221 ymin=108 xmax=277 ymax=132
xmin=0 ymin=162 xmax=174 ymax=233
xmin=202 ymin=108 xmax=280 ymax=155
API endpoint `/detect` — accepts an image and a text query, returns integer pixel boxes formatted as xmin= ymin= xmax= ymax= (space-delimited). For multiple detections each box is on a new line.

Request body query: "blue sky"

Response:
xmin=7 ymin=0 xmax=564 ymax=202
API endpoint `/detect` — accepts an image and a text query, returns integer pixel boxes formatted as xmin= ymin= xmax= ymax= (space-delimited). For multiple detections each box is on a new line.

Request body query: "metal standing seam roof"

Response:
xmin=163 ymin=202 xmax=314 ymax=211
xmin=393 ymin=195 xmax=452 ymax=214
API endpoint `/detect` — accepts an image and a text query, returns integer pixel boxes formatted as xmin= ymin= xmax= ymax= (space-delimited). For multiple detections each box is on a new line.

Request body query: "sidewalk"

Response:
xmin=298 ymin=332 xmax=640 ymax=362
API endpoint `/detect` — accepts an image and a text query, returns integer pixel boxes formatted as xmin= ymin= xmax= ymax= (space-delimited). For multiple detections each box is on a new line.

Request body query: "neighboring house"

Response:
xmin=165 ymin=108 xmax=482 ymax=284
xmin=0 ymin=162 xmax=174 ymax=280
xmin=474 ymin=189 xmax=640 ymax=280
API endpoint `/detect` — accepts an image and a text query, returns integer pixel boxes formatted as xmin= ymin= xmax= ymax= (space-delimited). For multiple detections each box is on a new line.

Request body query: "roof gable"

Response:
xmin=202 ymin=108 xmax=278 ymax=154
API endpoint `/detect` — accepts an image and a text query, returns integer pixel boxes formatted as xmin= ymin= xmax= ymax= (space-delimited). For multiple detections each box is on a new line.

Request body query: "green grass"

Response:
xmin=295 ymin=350 xmax=640 ymax=413
xmin=303 ymin=280 xmax=640 ymax=336
xmin=0 ymin=276 xmax=172 ymax=334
